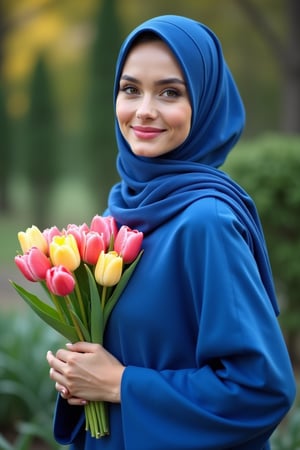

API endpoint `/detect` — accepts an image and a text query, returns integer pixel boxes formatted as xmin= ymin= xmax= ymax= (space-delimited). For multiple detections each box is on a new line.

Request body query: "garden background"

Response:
xmin=0 ymin=0 xmax=299 ymax=448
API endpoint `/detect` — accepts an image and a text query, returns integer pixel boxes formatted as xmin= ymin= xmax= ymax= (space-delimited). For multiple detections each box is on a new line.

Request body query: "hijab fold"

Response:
xmin=108 ymin=15 xmax=279 ymax=314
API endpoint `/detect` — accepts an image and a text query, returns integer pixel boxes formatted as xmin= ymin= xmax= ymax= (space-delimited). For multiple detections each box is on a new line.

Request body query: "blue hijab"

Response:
xmin=108 ymin=15 xmax=279 ymax=314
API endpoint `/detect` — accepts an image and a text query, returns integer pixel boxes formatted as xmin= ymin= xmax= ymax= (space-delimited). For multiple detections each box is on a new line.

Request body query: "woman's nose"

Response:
xmin=136 ymin=95 xmax=157 ymax=120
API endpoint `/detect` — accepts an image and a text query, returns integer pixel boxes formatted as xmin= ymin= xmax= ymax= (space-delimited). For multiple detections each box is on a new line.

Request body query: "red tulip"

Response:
xmin=90 ymin=215 xmax=118 ymax=249
xmin=46 ymin=265 xmax=75 ymax=296
xmin=81 ymin=231 xmax=107 ymax=265
xmin=15 ymin=247 xmax=52 ymax=282
xmin=114 ymin=225 xmax=143 ymax=264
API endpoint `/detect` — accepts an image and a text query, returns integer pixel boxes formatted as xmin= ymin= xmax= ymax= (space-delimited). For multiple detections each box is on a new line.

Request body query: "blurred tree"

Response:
xmin=85 ymin=0 xmax=123 ymax=211
xmin=0 ymin=82 xmax=12 ymax=213
xmin=235 ymin=0 xmax=300 ymax=133
xmin=25 ymin=55 xmax=58 ymax=228
xmin=0 ymin=0 xmax=12 ymax=213
xmin=224 ymin=134 xmax=300 ymax=363
xmin=0 ymin=0 xmax=65 ymax=215
xmin=1 ymin=0 xmax=62 ymax=33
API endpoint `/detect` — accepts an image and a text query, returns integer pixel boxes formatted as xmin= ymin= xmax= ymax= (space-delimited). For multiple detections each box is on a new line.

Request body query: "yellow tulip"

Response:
xmin=95 ymin=251 xmax=123 ymax=287
xmin=18 ymin=225 xmax=48 ymax=254
xmin=49 ymin=234 xmax=81 ymax=272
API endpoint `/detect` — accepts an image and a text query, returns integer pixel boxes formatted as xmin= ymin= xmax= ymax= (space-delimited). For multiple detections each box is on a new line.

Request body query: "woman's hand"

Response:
xmin=46 ymin=342 xmax=125 ymax=405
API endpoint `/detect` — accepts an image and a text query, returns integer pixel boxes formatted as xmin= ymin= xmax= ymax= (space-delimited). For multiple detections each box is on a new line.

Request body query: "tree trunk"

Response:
xmin=280 ymin=0 xmax=300 ymax=132
xmin=236 ymin=0 xmax=300 ymax=133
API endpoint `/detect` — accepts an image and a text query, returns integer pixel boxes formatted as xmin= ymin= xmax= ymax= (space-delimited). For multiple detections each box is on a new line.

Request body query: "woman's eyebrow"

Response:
xmin=155 ymin=77 xmax=186 ymax=86
xmin=120 ymin=74 xmax=186 ymax=86
xmin=120 ymin=75 xmax=140 ymax=84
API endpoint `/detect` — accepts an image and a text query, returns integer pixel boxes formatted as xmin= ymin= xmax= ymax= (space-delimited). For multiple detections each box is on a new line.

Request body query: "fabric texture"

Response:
xmin=53 ymin=15 xmax=296 ymax=449
xmin=108 ymin=14 xmax=276 ymax=314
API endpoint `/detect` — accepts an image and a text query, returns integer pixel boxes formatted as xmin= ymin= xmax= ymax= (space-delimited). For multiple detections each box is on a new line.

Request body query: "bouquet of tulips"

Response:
xmin=11 ymin=215 xmax=143 ymax=438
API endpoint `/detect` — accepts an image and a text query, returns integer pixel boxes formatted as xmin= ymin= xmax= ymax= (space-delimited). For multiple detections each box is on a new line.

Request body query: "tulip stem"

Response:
xmin=65 ymin=295 xmax=85 ymax=341
xmin=49 ymin=291 xmax=67 ymax=322
xmin=101 ymin=286 xmax=107 ymax=311
xmin=74 ymin=274 xmax=88 ymax=328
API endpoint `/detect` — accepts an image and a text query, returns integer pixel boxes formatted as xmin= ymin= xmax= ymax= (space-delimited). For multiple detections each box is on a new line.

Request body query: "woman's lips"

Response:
xmin=131 ymin=126 xmax=165 ymax=140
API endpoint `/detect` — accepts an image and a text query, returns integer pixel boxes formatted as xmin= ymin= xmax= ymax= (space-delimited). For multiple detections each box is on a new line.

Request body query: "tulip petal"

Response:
xmin=46 ymin=266 xmax=75 ymax=296
xmin=28 ymin=247 xmax=51 ymax=280
xmin=15 ymin=254 xmax=36 ymax=281
xmin=18 ymin=226 xmax=48 ymax=254
xmin=90 ymin=215 xmax=118 ymax=249
xmin=114 ymin=226 xmax=143 ymax=264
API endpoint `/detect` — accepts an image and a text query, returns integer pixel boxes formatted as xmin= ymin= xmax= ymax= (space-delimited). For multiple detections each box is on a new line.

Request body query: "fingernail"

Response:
xmin=66 ymin=343 xmax=72 ymax=347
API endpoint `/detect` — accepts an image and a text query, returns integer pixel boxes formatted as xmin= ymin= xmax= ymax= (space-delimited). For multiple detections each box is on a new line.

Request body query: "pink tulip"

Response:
xmin=15 ymin=247 xmax=52 ymax=282
xmin=81 ymin=231 xmax=107 ymax=265
xmin=43 ymin=226 xmax=62 ymax=250
xmin=114 ymin=225 xmax=143 ymax=264
xmin=66 ymin=224 xmax=89 ymax=255
xmin=46 ymin=265 xmax=75 ymax=296
xmin=90 ymin=215 xmax=118 ymax=249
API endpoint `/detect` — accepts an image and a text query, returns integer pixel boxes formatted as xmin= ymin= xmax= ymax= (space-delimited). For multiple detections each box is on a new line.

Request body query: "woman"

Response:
xmin=47 ymin=15 xmax=296 ymax=449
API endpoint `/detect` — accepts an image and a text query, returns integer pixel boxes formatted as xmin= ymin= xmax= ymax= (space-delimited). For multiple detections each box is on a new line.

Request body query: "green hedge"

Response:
xmin=224 ymin=134 xmax=300 ymax=357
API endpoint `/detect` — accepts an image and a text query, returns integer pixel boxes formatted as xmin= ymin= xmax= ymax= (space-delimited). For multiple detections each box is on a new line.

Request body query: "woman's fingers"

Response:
xmin=47 ymin=350 xmax=65 ymax=371
xmin=49 ymin=362 xmax=87 ymax=405
xmin=55 ymin=382 xmax=68 ymax=397
xmin=46 ymin=343 xmax=124 ymax=403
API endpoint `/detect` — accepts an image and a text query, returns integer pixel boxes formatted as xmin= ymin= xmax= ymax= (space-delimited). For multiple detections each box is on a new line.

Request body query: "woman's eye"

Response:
xmin=120 ymin=85 xmax=139 ymax=95
xmin=162 ymin=89 xmax=180 ymax=98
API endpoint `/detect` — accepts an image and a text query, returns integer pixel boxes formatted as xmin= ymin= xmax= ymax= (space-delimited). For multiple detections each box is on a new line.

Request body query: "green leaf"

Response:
xmin=68 ymin=307 xmax=91 ymax=342
xmin=0 ymin=379 xmax=39 ymax=414
xmin=10 ymin=282 xmax=78 ymax=342
xmin=73 ymin=263 xmax=90 ymax=320
xmin=74 ymin=263 xmax=90 ymax=299
xmin=103 ymin=250 xmax=143 ymax=327
xmin=65 ymin=289 xmax=82 ymax=320
xmin=53 ymin=293 xmax=72 ymax=324
xmin=85 ymin=264 xmax=103 ymax=344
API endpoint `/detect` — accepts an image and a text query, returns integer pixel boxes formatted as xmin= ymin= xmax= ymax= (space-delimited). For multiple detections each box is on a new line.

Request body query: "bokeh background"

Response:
xmin=0 ymin=0 xmax=299 ymax=448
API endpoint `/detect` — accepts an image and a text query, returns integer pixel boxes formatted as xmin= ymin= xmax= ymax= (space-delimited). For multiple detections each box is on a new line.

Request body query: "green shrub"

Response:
xmin=0 ymin=311 xmax=65 ymax=449
xmin=271 ymin=403 xmax=300 ymax=449
xmin=224 ymin=133 xmax=300 ymax=362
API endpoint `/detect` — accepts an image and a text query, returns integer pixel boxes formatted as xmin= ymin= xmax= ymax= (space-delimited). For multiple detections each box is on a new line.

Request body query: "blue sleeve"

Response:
xmin=53 ymin=395 xmax=85 ymax=446
xmin=120 ymin=199 xmax=296 ymax=450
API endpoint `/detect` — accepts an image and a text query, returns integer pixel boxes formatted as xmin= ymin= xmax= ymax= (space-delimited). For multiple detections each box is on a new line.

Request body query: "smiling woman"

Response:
xmin=116 ymin=36 xmax=192 ymax=158
xmin=47 ymin=15 xmax=296 ymax=450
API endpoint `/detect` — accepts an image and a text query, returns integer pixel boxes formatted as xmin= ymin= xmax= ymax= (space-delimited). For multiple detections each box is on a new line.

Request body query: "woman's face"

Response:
xmin=116 ymin=39 xmax=192 ymax=158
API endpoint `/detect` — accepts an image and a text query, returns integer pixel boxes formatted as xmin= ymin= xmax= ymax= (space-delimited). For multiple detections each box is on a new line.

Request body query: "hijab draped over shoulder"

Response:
xmin=108 ymin=15 xmax=279 ymax=314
